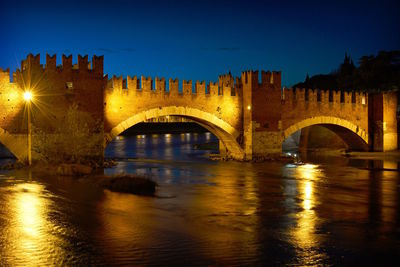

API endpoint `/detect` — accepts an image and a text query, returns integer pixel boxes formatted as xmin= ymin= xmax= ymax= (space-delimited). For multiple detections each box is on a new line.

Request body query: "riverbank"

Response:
xmin=344 ymin=150 xmax=400 ymax=160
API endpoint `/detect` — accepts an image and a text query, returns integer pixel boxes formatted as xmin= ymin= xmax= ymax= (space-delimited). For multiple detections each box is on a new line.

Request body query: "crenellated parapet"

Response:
xmin=260 ymin=71 xmax=282 ymax=89
xmin=155 ymin=77 xmax=166 ymax=91
xmin=106 ymin=73 xmax=243 ymax=98
xmin=0 ymin=68 xmax=11 ymax=84
xmin=141 ymin=76 xmax=153 ymax=91
xmin=283 ymin=87 xmax=368 ymax=106
xmin=18 ymin=54 xmax=104 ymax=77
xmin=182 ymin=80 xmax=192 ymax=94
xmin=169 ymin=78 xmax=179 ymax=93
xmin=195 ymin=81 xmax=205 ymax=94
xmin=21 ymin=53 xmax=41 ymax=70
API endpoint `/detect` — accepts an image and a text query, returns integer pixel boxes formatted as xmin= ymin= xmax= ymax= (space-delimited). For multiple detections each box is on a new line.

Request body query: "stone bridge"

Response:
xmin=0 ymin=54 xmax=397 ymax=161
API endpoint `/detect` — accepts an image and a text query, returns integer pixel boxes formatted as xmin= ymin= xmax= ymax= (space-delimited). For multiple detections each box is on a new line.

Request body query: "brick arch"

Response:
xmin=104 ymin=106 xmax=245 ymax=160
xmin=0 ymin=128 xmax=27 ymax=161
xmin=283 ymin=116 xmax=368 ymax=150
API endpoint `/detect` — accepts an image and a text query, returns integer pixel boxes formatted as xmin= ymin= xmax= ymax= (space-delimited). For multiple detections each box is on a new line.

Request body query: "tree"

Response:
xmin=337 ymin=53 xmax=356 ymax=89
xmin=291 ymin=50 xmax=400 ymax=92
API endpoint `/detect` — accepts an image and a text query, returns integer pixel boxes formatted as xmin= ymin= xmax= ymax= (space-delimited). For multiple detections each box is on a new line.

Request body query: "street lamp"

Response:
xmin=24 ymin=91 xmax=32 ymax=165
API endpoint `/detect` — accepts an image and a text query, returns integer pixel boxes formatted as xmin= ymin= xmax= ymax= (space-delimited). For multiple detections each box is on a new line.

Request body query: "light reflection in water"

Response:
xmin=165 ymin=133 xmax=172 ymax=145
xmin=1 ymin=182 xmax=63 ymax=266
xmin=379 ymin=169 xmax=398 ymax=231
xmin=184 ymin=166 xmax=259 ymax=263
xmin=205 ymin=132 xmax=211 ymax=141
xmin=1 ymin=133 xmax=398 ymax=265
xmin=151 ymin=134 xmax=159 ymax=145
xmin=291 ymin=163 xmax=323 ymax=264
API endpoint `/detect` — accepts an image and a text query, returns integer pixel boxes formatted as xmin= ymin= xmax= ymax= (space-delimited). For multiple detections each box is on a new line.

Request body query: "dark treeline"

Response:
xmin=293 ymin=50 xmax=400 ymax=92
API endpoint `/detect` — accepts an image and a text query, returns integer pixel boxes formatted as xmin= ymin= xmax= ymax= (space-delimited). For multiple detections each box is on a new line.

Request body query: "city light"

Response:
xmin=24 ymin=91 xmax=32 ymax=102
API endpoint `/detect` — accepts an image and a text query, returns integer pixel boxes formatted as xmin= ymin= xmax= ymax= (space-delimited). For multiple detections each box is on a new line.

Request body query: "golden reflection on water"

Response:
xmin=380 ymin=167 xmax=398 ymax=231
xmin=205 ymin=132 xmax=211 ymax=141
xmin=17 ymin=184 xmax=43 ymax=239
xmin=96 ymin=190 xmax=161 ymax=262
xmin=186 ymin=167 xmax=259 ymax=263
xmin=99 ymin=164 xmax=261 ymax=264
xmin=164 ymin=133 xmax=172 ymax=144
xmin=115 ymin=135 xmax=127 ymax=158
xmin=3 ymin=181 xmax=59 ymax=266
xmin=151 ymin=134 xmax=159 ymax=145
xmin=292 ymin=163 xmax=322 ymax=263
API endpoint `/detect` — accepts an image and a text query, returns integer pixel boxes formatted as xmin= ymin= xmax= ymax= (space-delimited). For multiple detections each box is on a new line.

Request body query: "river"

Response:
xmin=0 ymin=132 xmax=399 ymax=266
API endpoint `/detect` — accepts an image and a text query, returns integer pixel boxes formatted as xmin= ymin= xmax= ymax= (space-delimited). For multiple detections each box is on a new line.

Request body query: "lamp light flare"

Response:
xmin=247 ymin=105 xmax=251 ymax=110
xmin=24 ymin=91 xmax=32 ymax=101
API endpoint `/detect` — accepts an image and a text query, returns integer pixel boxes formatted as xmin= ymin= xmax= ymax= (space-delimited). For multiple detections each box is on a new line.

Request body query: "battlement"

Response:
xmin=241 ymin=70 xmax=281 ymax=89
xmin=21 ymin=53 xmax=41 ymax=70
xmin=107 ymin=74 xmax=240 ymax=97
xmin=155 ymin=77 xmax=166 ymax=91
xmin=46 ymin=54 xmax=56 ymax=69
xmin=0 ymin=68 xmax=11 ymax=83
xmin=195 ymin=81 xmax=205 ymax=94
xmin=241 ymin=70 xmax=259 ymax=85
xmin=18 ymin=54 xmax=104 ymax=75
xmin=218 ymin=73 xmax=233 ymax=87
xmin=261 ymin=71 xmax=281 ymax=87
xmin=107 ymin=70 xmax=284 ymax=98
xmin=283 ymin=88 xmax=368 ymax=105
xmin=182 ymin=80 xmax=192 ymax=94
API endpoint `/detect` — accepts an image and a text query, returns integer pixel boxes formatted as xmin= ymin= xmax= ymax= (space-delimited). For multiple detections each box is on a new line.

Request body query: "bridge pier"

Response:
xmin=243 ymin=122 xmax=282 ymax=160
xmin=369 ymin=92 xmax=398 ymax=151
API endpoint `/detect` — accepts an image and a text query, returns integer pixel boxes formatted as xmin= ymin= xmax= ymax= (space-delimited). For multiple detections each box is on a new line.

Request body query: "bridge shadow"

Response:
xmin=283 ymin=124 xmax=369 ymax=154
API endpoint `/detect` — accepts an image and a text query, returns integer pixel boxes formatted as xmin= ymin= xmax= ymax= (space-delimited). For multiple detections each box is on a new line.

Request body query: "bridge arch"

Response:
xmin=105 ymin=106 xmax=245 ymax=159
xmin=283 ymin=116 xmax=368 ymax=151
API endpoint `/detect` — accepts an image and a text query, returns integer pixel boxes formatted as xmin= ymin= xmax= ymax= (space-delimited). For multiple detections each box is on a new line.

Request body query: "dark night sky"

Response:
xmin=0 ymin=0 xmax=399 ymax=87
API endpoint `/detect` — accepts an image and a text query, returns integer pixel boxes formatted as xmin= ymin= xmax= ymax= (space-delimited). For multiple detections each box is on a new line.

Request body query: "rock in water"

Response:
xmin=101 ymin=175 xmax=157 ymax=195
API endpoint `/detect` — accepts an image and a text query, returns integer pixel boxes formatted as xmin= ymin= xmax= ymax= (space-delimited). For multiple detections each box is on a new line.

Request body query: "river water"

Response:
xmin=0 ymin=132 xmax=399 ymax=266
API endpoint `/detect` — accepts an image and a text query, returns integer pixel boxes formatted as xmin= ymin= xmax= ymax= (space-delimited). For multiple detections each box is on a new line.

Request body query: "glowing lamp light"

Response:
xmin=247 ymin=105 xmax=251 ymax=110
xmin=24 ymin=91 xmax=32 ymax=101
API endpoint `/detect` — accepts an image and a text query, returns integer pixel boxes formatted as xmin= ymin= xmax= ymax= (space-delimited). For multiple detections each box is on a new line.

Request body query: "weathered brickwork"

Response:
xmin=0 ymin=54 xmax=397 ymax=161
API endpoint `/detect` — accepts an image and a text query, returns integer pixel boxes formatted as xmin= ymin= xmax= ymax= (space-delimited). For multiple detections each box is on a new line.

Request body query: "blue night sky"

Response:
xmin=0 ymin=0 xmax=399 ymax=87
